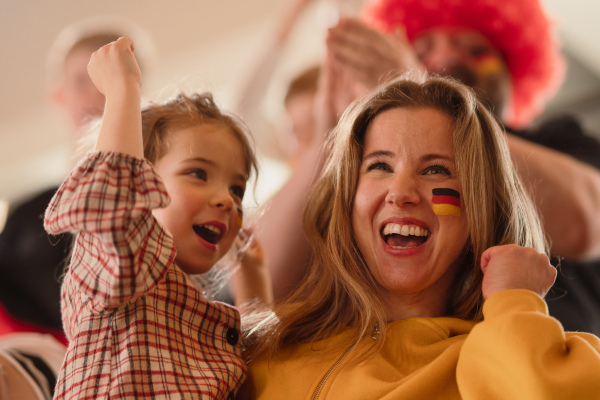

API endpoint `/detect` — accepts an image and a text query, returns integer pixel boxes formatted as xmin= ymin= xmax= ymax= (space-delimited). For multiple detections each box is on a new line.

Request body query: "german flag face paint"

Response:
xmin=236 ymin=207 xmax=243 ymax=227
xmin=473 ymin=54 xmax=504 ymax=77
xmin=432 ymin=188 xmax=461 ymax=217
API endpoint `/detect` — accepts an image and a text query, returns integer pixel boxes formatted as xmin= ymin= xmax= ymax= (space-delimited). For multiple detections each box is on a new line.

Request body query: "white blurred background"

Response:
xmin=1 ymin=0 xmax=600 ymax=226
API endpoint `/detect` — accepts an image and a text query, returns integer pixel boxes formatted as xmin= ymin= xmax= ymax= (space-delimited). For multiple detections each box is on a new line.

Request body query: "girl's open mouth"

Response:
xmin=193 ymin=223 xmax=224 ymax=245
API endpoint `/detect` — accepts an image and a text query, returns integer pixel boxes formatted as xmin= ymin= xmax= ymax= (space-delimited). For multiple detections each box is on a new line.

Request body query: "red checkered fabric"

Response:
xmin=44 ymin=151 xmax=245 ymax=399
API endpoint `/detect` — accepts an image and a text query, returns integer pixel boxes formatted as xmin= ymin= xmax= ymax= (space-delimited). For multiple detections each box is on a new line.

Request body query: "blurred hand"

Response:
xmin=480 ymin=244 xmax=557 ymax=300
xmin=326 ymin=17 xmax=425 ymax=90
xmin=312 ymin=46 xmax=363 ymax=137
xmin=236 ymin=227 xmax=265 ymax=273
xmin=231 ymin=227 xmax=273 ymax=308
xmin=87 ymin=36 xmax=142 ymax=98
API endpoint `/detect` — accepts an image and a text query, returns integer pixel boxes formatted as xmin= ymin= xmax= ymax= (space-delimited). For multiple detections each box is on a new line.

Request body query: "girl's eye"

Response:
xmin=424 ymin=164 xmax=451 ymax=176
xmin=190 ymin=169 xmax=207 ymax=181
xmin=366 ymin=162 xmax=392 ymax=173
xmin=230 ymin=185 xmax=245 ymax=200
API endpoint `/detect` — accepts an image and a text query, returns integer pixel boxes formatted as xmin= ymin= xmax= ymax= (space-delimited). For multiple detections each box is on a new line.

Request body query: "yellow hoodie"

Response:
xmin=240 ymin=290 xmax=600 ymax=399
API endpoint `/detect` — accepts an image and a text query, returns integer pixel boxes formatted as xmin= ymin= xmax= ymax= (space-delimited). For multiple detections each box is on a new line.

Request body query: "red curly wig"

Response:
xmin=361 ymin=0 xmax=566 ymax=128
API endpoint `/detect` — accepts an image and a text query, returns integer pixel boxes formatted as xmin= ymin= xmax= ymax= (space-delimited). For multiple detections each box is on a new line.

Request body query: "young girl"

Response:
xmin=44 ymin=36 xmax=262 ymax=399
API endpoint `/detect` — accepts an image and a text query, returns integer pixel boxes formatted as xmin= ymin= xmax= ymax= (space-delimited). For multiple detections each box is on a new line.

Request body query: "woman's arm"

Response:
xmin=457 ymin=289 xmax=600 ymax=398
xmin=458 ymin=245 xmax=600 ymax=398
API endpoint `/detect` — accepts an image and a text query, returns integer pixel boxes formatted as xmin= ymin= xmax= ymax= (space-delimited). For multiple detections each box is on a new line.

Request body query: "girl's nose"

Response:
xmin=385 ymin=172 xmax=421 ymax=207
xmin=211 ymin=187 xmax=234 ymax=211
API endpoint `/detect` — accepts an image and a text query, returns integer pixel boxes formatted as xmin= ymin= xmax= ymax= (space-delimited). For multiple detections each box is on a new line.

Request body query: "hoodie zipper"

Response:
xmin=311 ymin=344 xmax=353 ymax=400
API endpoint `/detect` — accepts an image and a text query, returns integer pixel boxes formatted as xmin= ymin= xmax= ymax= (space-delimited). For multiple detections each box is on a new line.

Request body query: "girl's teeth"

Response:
xmin=204 ymin=225 xmax=221 ymax=235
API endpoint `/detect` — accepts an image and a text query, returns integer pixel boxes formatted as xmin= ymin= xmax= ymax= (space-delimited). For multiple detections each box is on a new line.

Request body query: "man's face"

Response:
xmin=413 ymin=27 xmax=511 ymax=119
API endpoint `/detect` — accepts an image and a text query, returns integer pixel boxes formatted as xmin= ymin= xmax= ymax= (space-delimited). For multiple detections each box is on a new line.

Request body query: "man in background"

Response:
xmin=260 ymin=0 xmax=600 ymax=335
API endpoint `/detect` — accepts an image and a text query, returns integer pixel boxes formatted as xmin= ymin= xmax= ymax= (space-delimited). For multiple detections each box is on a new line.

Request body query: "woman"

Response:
xmin=239 ymin=74 xmax=600 ymax=399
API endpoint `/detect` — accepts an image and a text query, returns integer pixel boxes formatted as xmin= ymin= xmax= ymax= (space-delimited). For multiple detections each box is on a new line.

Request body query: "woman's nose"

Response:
xmin=385 ymin=173 xmax=421 ymax=207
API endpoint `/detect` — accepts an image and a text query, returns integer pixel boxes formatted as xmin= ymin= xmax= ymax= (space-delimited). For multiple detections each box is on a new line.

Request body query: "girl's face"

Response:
xmin=152 ymin=123 xmax=248 ymax=275
xmin=351 ymin=107 xmax=469 ymax=320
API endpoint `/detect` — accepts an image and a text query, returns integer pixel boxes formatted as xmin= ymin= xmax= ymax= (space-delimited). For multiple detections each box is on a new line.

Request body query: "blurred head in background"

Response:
xmin=46 ymin=16 xmax=154 ymax=135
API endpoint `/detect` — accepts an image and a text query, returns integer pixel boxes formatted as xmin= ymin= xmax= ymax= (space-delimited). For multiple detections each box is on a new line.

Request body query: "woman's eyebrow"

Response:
xmin=363 ymin=150 xmax=394 ymax=161
xmin=422 ymin=153 xmax=455 ymax=163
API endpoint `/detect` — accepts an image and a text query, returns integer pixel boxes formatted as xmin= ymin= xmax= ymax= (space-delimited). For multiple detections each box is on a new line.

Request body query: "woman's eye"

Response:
xmin=366 ymin=162 xmax=392 ymax=172
xmin=424 ymin=164 xmax=451 ymax=176
xmin=230 ymin=185 xmax=245 ymax=200
xmin=190 ymin=169 xmax=207 ymax=181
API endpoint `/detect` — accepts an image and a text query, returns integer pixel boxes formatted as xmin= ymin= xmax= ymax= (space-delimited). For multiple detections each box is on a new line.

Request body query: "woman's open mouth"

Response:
xmin=381 ymin=223 xmax=430 ymax=249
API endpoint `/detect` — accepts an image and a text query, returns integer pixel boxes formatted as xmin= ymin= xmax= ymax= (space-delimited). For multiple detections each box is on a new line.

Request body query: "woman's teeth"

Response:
xmin=382 ymin=223 xmax=430 ymax=249
xmin=382 ymin=223 xmax=429 ymax=237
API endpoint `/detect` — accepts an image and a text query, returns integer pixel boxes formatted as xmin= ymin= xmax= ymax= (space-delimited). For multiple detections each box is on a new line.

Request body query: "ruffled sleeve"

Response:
xmin=44 ymin=151 xmax=176 ymax=309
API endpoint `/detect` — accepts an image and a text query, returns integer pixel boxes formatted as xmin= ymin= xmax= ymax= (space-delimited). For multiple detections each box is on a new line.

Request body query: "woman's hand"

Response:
xmin=480 ymin=244 xmax=557 ymax=299
xmin=87 ymin=36 xmax=142 ymax=99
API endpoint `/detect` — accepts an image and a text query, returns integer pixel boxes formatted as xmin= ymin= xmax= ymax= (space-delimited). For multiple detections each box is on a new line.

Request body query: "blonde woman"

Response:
xmin=239 ymin=75 xmax=600 ymax=399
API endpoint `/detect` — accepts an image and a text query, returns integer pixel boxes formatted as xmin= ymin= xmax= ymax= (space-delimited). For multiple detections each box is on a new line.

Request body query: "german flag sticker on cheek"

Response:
xmin=432 ymin=188 xmax=461 ymax=217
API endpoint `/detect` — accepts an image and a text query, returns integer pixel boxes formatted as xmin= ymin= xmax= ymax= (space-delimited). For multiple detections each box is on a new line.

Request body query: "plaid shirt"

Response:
xmin=44 ymin=152 xmax=245 ymax=399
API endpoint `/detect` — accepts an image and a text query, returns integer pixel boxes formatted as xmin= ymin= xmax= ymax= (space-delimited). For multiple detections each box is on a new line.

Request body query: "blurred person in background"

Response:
xmin=0 ymin=16 xmax=153 ymax=344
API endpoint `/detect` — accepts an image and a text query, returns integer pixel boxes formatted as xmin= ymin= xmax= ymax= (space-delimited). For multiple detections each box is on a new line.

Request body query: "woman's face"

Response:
xmin=351 ymin=107 xmax=469 ymax=320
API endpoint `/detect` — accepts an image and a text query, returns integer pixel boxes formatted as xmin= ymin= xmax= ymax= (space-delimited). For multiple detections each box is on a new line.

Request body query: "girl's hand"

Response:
xmin=230 ymin=228 xmax=273 ymax=309
xmin=236 ymin=228 xmax=265 ymax=273
xmin=480 ymin=244 xmax=557 ymax=300
xmin=87 ymin=36 xmax=142 ymax=99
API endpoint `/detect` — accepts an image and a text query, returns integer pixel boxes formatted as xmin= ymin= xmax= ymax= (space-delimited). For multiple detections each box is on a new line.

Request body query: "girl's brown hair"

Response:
xmin=245 ymin=73 xmax=547 ymax=359
xmin=141 ymin=93 xmax=257 ymax=179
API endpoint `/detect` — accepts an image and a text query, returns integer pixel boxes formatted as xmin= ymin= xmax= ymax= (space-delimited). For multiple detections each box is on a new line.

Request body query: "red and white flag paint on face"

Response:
xmin=432 ymin=188 xmax=461 ymax=217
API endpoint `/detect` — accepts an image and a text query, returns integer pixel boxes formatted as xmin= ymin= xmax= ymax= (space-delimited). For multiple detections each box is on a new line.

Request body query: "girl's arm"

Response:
xmin=44 ymin=37 xmax=172 ymax=309
xmin=87 ymin=36 xmax=143 ymax=158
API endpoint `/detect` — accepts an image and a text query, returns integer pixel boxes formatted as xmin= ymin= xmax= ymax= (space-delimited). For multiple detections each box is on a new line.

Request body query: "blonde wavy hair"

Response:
xmin=245 ymin=73 xmax=547 ymax=359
